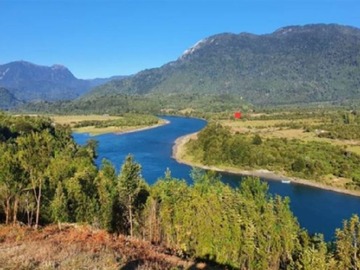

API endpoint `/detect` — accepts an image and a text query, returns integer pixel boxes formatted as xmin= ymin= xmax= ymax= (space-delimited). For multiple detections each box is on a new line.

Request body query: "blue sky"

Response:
xmin=1 ymin=0 xmax=359 ymax=79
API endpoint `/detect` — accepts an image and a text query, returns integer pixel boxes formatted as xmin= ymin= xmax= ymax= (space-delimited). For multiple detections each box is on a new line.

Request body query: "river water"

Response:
xmin=73 ymin=115 xmax=360 ymax=241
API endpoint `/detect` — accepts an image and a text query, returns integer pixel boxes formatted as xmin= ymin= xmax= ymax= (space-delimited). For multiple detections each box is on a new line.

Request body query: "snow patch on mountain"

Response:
xmin=180 ymin=38 xmax=209 ymax=59
xmin=0 ymin=68 xmax=10 ymax=80
xmin=51 ymin=64 xmax=67 ymax=71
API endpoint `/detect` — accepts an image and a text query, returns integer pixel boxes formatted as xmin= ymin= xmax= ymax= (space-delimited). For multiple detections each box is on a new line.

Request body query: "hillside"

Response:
xmin=0 ymin=87 xmax=23 ymax=110
xmin=0 ymin=61 xmax=125 ymax=104
xmin=85 ymin=24 xmax=360 ymax=106
xmin=0 ymin=225 xmax=201 ymax=270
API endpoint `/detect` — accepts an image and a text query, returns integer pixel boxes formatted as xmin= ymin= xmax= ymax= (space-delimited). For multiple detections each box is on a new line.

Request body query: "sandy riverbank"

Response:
xmin=115 ymin=119 xmax=170 ymax=135
xmin=172 ymin=133 xmax=360 ymax=197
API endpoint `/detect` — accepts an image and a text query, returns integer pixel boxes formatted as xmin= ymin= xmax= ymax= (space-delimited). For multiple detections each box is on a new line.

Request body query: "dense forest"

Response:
xmin=1 ymin=113 xmax=360 ymax=269
xmin=18 ymin=92 xmax=250 ymax=116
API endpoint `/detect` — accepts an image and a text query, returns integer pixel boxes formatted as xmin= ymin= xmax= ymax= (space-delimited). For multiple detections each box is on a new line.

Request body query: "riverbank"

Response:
xmin=173 ymin=133 xmax=360 ymax=197
xmin=73 ymin=119 xmax=170 ymax=136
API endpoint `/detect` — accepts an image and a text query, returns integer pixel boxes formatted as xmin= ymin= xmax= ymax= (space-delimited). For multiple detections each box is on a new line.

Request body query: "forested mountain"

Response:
xmin=87 ymin=75 xmax=128 ymax=88
xmin=0 ymin=87 xmax=23 ymax=110
xmin=85 ymin=24 xmax=360 ymax=106
xmin=0 ymin=61 xmax=125 ymax=104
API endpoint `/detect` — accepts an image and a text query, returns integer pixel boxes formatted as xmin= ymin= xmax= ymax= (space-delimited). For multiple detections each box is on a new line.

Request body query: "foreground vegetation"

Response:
xmin=2 ymin=113 xmax=360 ymax=269
xmin=0 ymin=224 xmax=193 ymax=269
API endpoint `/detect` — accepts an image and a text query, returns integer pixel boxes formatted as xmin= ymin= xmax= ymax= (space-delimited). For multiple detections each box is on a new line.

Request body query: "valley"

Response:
xmin=1 ymin=19 xmax=360 ymax=269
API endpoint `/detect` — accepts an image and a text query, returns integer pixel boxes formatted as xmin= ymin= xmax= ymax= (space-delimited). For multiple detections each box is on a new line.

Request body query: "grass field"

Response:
xmin=173 ymin=111 xmax=360 ymax=193
xmin=51 ymin=114 xmax=121 ymax=126
xmin=220 ymin=114 xmax=360 ymax=155
xmin=51 ymin=115 xmax=165 ymax=135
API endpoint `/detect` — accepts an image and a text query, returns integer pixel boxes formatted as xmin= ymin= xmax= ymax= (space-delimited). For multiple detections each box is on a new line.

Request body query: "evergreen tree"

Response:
xmin=50 ymin=182 xmax=68 ymax=229
xmin=335 ymin=214 xmax=360 ymax=270
xmin=0 ymin=143 xmax=25 ymax=224
xmin=95 ymin=159 xmax=116 ymax=231
xmin=117 ymin=154 xmax=146 ymax=237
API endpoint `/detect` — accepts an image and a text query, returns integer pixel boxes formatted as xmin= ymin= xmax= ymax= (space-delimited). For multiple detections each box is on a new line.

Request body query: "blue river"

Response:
xmin=73 ymin=115 xmax=360 ymax=241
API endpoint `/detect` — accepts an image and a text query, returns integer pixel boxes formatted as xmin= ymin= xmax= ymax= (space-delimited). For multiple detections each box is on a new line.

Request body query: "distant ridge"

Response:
xmin=84 ymin=24 xmax=360 ymax=106
xmin=0 ymin=61 xmax=126 ymax=107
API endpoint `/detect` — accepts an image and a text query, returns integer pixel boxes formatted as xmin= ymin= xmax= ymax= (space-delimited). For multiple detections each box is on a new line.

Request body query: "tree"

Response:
xmin=335 ymin=214 xmax=360 ymax=270
xmin=117 ymin=154 xmax=145 ymax=237
xmin=95 ymin=159 xmax=117 ymax=231
xmin=0 ymin=143 xmax=25 ymax=224
xmin=252 ymin=134 xmax=263 ymax=145
xmin=17 ymin=130 xmax=54 ymax=228
xmin=50 ymin=182 xmax=68 ymax=229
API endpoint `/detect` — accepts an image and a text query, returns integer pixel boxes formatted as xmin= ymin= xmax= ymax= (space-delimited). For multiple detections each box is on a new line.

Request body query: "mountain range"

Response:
xmin=0 ymin=61 xmax=125 ymax=108
xmin=84 ymin=24 xmax=360 ymax=107
xmin=2 ymin=23 xmax=360 ymax=112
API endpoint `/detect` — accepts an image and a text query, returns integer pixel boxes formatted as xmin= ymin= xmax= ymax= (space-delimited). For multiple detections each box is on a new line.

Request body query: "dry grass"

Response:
xmin=0 ymin=224 xmax=198 ymax=270
xmin=347 ymin=145 xmax=360 ymax=155
xmin=50 ymin=115 xmax=166 ymax=136
xmin=220 ymin=117 xmax=360 ymax=155
xmin=51 ymin=115 xmax=121 ymax=126
xmin=72 ymin=125 xmax=150 ymax=136
xmin=222 ymin=118 xmax=319 ymax=129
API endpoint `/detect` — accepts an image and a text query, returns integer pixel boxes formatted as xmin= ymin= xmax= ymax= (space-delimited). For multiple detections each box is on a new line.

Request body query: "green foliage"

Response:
xmin=73 ymin=113 xmax=159 ymax=128
xmin=50 ymin=182 xmax=68 ymax=226
xmin=315 ymin=112 xmax=360 ymax=140
xmin=94 ymin=159 xmax=117 ymax=231
xmin=252 ymin=134 xmax=262 ymax=145
xmin=0 ymin=142 xmax=25 ymax=224
xmin=143 ymin=172 xmax=301 ymax=268
xmin=0 ymin=87 xmax=23 ymax=110
xmin=2 ymin=113 xmax=360 ymax=269
xmin=116 ymin=154 xmax=149 ymax=236
xmin=78 ymin=24 xmax=360 ymax=109
xmin=335 ymin=214 xmax=360 ymax=269
xmin=0 ymin=114 xmax=98 ymax=227
xmin=20 ymin=92 xmax=250 ymax=115
xmin=187 ymin=122 xmax=360 ymax=188
xmin=291 ymin=234 xmax=329 ymax=270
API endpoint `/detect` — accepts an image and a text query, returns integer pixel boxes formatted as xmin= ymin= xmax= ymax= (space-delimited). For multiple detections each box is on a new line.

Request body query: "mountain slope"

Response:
xmin=0 ymin=61 xmax=125 ymax=102
xmin=0 ymin=87 xmax=23 ymax=109
xmin=0 ymin=225 xmax=198 ymax=269
xmin=86 ymin=24 xmax=360 ymax=106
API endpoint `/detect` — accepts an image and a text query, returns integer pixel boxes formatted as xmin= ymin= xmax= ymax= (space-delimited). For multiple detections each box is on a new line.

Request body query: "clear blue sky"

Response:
xmin=1 ymin=0 xmax=359 ymax=79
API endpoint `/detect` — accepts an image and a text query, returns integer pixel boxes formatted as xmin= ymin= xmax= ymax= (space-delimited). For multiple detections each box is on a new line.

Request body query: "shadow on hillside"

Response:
xmin=120 ymin=259 xmax=144 ymax=270
xmin=187 ymin=257 xmax=238 ymax=270
xmin=120 ymin=257 xmax=238 ymax=270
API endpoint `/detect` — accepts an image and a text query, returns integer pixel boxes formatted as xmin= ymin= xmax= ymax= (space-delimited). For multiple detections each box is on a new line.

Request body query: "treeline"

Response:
xmin=186 ymin=122 xmax=360 ymax=189
xmin=2 ymin=114 xmax=360 ymax=269
xmin=17 ymin=93 xmax=250 ymax=115
xmin=73 ymin=113 xmax=159 ymax=128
